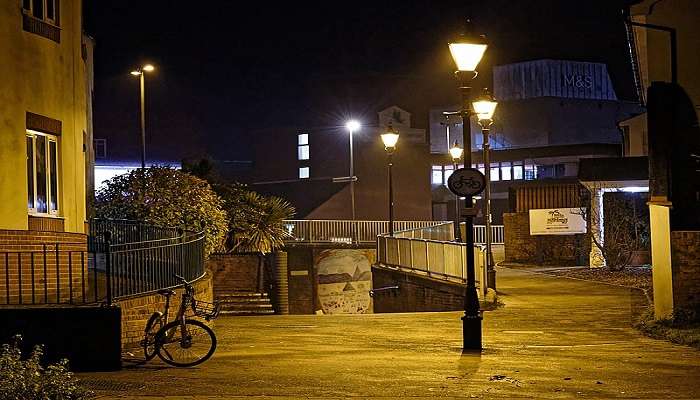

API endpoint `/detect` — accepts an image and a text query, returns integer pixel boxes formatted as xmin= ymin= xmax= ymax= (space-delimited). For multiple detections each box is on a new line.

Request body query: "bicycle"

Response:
xmin=141 ymin=274 xmax=221 ymax=367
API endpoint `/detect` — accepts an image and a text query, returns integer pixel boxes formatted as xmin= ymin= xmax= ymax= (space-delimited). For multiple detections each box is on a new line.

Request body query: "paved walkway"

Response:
xmin=80 ymin=268 xmax=700 ymax=399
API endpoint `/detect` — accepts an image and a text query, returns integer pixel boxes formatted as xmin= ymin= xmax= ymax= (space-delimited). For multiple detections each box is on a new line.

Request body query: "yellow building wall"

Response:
xmin=0 ymin=0 xmax=87 ymax=233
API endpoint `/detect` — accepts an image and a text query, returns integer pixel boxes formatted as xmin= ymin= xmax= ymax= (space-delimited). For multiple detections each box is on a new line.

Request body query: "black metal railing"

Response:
xmin=0 ymin=243 xmax=103 ymax=305
xmin=1 ymin=220 xmax=206 ymax=306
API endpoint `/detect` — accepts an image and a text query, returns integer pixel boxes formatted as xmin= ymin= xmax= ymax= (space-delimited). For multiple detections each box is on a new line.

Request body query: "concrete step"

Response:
xmin=215 ymin=292 xmax=275 ymax=316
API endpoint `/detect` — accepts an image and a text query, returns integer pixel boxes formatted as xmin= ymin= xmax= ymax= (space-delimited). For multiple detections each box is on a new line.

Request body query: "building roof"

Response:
xmin=578 ymin=156 xmax=649 ymax=181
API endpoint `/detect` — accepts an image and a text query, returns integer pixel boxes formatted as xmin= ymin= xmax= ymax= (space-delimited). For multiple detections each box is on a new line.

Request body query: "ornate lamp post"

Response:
xmin=130 ymin=64 xmax=155 ymax=169
xmin=473 ymin=90 xmax=498 ymax=290
xmin=381 ymin=124 xmax=400 ymax=236
xmin=449 ymin=142 xmax=464 ymax=241
xmin=448 ymin=20 xmax=487 ymax=352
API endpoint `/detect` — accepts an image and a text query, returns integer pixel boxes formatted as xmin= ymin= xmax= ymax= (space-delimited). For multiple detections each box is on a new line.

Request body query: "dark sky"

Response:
xmin=85 ymin=0 xmax=637 ymax=162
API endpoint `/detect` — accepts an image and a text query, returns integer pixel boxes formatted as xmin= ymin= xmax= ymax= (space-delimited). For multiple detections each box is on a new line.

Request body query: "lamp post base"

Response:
xmin=461 ymin=313 xmax=483 ymax=352
xmin=487 ymin=268 xmax=496 ymax=291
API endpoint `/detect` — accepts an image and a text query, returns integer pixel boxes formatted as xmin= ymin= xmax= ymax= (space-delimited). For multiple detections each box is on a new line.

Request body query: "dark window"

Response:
xmin=22 ymin=0 xmax=31 ymax=11
xmin=46 ymin=0 xmax=54 ymax=21
xmin=32 ymin=0 xmax=43 ymax=19
xmin=94 ymin=139 xmax=107 ymax=159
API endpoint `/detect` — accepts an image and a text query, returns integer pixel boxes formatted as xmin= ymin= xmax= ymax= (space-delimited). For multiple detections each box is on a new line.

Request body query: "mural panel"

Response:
xmin=314 ymin=249 xmax=374 ymax=314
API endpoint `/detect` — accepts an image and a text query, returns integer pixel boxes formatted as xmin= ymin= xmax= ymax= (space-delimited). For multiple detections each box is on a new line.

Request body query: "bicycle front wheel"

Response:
xmin=155 ymin=319 xmax=217 ymax=367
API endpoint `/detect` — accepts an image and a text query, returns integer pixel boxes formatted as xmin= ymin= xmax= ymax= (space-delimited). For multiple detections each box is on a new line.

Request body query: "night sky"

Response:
xmin=85 ymin=0 xmax=637 ymax=163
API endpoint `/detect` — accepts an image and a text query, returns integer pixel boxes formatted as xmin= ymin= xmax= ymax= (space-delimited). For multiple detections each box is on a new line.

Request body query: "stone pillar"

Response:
xmin=649 ymin=201 xmax=674 ymax=319
xmin=274 ymin=251 xmax=289 ymax=315
xmin=589 ymin=187 xmax=606 ymax=268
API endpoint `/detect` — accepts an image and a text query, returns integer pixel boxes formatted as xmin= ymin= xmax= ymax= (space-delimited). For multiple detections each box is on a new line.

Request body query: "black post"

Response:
xmin=388 ymin=152 xmax=395 ymax=236
xmin=453 ymin=160 xmax=461 ymax=241
xmin=482 ymin=126 xmax=495 ymax=290
xmin=458 ymin=71 xmax=482 ymax=352
xmin=104 ymin=231 xmax=113 ymax=306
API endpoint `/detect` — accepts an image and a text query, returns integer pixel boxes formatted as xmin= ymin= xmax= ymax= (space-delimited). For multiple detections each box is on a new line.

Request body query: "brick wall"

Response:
xmin=503 ymin=212 xmax=589 ymax=265
xmin=671 ymin=231 xmax=700 ymax=312
xmin=0 ymin=229 xmax=87 ymax=304
xmin=117 ymin=272 xmax=214 ymax=348
xmin=372 ymin=265 xmax=465 ymax=313
xmin=207 ymin=253 xmax=260 ymax=295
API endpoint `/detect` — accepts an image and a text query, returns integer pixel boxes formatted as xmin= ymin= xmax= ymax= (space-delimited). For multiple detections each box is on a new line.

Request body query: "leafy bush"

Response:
xmin=95 ymin=166 xmax=228 ymax=256
xmin=214 ymin=183 xmax=295 ymax=254
xmin=0 ymin=335 xmax=93 ymax=400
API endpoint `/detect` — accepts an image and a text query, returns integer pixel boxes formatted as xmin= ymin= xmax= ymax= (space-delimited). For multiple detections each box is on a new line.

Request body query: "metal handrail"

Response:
xmin=283 ymin=220 xmax=450 ymax=244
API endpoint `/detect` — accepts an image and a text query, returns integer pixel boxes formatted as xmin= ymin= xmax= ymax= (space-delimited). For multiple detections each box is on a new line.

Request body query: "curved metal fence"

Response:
xmin=0 ymin=219 xmax=205 ymax=306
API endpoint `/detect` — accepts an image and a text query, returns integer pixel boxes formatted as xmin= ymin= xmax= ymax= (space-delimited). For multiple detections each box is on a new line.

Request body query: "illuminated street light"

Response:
xmin=448 ymin=21 xmax=488 ymax=72
xmin=381 ymin=123 xmax=400 ymax=236
xmin=130 ymin=64 xmax=156 ymax=168
xmin=473 ymin=89 xmax=498 ymax=291
xmin=449 ymin=19 xmax=487 ymax=352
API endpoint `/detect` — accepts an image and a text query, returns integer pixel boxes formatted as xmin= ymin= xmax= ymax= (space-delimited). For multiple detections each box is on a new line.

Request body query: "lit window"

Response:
xmin=501 ymin=162 xmax=512 ymax=181
xmin=477 ymin=163 xmax=485 ymax=175
xmin=298 ymin=145 xmax=309 ymax=160
xmin=444 ymin=165 xmax=454 ymax=184
xmin=298 ymin=134 xmax=308 ymax=145
xmin=299 ymin=167 xmax=310 ymax=179
xmin=490 ymin=166 xmax=500 ymax=182
xmin=27 ymin=130 xmax=59 ymax=215
xmin=431 ymin=165 xmax=443 ymax=185
xmin=513 ymin=161 xmax=524 ymax=180
xmin=524 ymin=163 xmax=536 ymax=180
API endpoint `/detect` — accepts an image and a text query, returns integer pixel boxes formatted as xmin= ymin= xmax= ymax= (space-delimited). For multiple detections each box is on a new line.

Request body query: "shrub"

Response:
xmin=0 ymin=335 xmax=93 ymax=400
xmin=95 ymin=166 xmax=228 ymax=256
xmin=214 ymin=183 xmax=295 ymax=254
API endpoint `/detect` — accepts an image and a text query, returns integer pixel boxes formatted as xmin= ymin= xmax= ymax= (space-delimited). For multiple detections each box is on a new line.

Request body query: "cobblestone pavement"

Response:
xmin=79 ymin=267 xmax=700 ymax=399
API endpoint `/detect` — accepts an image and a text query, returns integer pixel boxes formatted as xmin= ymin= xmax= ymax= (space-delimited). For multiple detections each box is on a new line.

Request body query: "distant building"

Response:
xmin=250 ymin=106 xmax=432 ymax=221
xmin=429 ymin=59 xmax=644 ymax=223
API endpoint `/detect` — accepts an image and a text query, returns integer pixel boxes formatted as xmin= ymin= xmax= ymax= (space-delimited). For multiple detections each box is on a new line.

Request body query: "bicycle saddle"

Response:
xmin=157 ymin=288 xmax=175 ymax=296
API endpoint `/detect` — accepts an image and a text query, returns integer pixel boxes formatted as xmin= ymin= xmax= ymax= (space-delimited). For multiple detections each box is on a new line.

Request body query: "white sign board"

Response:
xmin=529 ymin=208 xmax=587 ymax=235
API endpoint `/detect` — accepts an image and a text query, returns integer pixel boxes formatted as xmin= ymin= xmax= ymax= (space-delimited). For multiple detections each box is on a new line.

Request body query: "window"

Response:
xmin=500 ymin=162 xmax=512 ymax=181
xmin=94 ymin=139 xmax=107 ymax=159
xmin=444 ymin=165 xmax=454 ymax=182
xmin=297 ymin=133 xmax=309 ymax=160
xmin=431 ymin=165 xmax=443 ymax=185
xmin=299 ymin=167 xmax=309 ymax=179
xmin=23 ymin=0 xmax=59 ymax=25
xmin=476 ymin=163 xmax=485 ymax=175
xmin=490 ymin=166 xmax=500 ymax=182
xmin=524 ymin=163 xmax=536 ymax=180
xmin=513 ymin=161 xmax=524 ymax=180
xmin=27 ymin=130 xmax=59 ymax=215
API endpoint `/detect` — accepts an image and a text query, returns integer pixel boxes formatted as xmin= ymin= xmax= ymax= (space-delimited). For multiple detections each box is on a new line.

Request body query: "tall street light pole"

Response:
xmin=448 ymin=20 xmax=487 ymax=352
xmin=449 ymin=142 xmax=464 ymax=241
xmin=346 ymin=120 xmax=360 ymax=241
xmin=473 ymin=89 xmax=498 ymax=290
xmin=381 ymin=124 xmax=400 ymax=236
xmin=130 ymin=64 xmax=155 ymax=169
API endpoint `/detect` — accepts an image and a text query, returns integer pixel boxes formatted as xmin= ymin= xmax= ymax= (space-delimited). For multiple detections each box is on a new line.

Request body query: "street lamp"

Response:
xmin=449 ymin=142 xmax=464 ymax=241
xmin=381 ymin=123 xmax=399 ymax=236
xmin=473 ymin=89 xmax=498 ymax=290
xmin=130 ymin=64 xmax=155 ymax=169
xmin=449 ymin=20 xmax=487 ymax=352
xmin=345 ymin=120 xmax=360 ymax=238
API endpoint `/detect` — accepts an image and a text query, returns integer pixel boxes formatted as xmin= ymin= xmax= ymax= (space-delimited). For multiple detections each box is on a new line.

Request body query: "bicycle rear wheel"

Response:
xmin=155 ymin=319 xmax=217 ymax=367
xmin=142 ymin=312 xmax=163 ymax=361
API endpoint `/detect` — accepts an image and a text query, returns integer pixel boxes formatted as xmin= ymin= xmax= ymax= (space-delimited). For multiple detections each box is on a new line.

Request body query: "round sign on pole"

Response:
xmin=447 ymin=168 xmax=486 ymax=197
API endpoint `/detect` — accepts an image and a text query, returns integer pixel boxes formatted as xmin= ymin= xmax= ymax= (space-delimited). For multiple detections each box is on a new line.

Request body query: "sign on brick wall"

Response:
xmin=529 ymin=208 xmax=587 ymax=235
